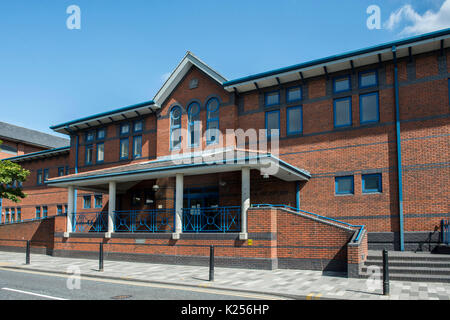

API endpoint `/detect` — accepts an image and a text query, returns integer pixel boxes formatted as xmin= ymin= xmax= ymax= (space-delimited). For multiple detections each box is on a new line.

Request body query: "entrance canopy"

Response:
xmin=47 ymin=148 xmax=310 ymax=192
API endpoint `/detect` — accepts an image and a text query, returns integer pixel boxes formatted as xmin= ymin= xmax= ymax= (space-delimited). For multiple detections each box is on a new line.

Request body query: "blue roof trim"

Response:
xmin=223 ymin=28 xmax=450 ymax=87
xmin=46 ymin=154 xmax=310 ymax=184
xmin=50 ymin=100 xmax=155 ymax=130
xmin=2 ymin=146 xmax=71 ymax=161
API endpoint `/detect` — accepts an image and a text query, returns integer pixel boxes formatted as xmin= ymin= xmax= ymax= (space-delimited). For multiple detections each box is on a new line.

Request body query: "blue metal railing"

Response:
xmin=73 ymin=211 xmax=108 ymax=233
xmin=114 ymin=209 xmax=175 ymax=233
xmin=442 ymin=220 xmax=449 ymax=245
xmin=251 ymin=204 xmax=365 ymax=242
xmin=183 ymin=206 xmax=241 ymax=233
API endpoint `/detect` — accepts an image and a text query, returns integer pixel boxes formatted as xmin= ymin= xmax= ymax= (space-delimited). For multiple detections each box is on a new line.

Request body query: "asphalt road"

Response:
xmin=0 ymin=268 xmax=281 ymax=300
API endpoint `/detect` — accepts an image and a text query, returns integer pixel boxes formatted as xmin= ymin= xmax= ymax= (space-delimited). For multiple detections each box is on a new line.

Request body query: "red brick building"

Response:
xmin=0 ymin=29 xmax=449 ymax=276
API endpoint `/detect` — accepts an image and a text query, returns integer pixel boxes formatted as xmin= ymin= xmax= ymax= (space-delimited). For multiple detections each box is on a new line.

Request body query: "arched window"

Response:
xmin=187 ymin=102 xmax=201 ymax=147
xmin=170 ymin=106 xmax=182 ymax=150
xmin=206 ymin=98 xmax=220 ymax=144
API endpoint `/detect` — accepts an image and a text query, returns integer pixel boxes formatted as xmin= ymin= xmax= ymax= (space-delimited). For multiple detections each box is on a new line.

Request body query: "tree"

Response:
xmin=0 ymin=140 xmax=30 ymax=202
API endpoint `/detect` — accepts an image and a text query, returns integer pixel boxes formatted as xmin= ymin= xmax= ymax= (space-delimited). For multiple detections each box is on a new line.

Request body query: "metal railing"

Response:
xmin=114 ymin=209 xmax=175 ymax=233
xmin=251 ymin=204 xmax=365 ymax=242
xmin=442 ymin=219 xmax=449 ymax=245
xmin=182 ymin=206 xmax=241 ymax=233
xmin=73 ymin=211 xmax=108 ymax=233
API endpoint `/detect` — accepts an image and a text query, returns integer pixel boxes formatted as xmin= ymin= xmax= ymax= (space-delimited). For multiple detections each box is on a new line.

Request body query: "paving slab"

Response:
xmin=0 ymin=251 xmax=449 ymax=300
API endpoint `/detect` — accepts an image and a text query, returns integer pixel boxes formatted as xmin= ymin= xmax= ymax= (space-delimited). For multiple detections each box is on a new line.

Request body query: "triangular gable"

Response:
xmin=153 ymin=51 xmax=227 ymax=107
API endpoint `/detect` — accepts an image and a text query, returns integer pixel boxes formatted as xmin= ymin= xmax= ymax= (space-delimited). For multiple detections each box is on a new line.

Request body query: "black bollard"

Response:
xmin=25 ymin=240 xmax=30 ymax=265
xmin=209 ymin=245 xmax=214 ymax=281
xmin=382 ymin=249 xmax=390 ymax=296
xmin=99 ymin=242 xmax=104 ymax=272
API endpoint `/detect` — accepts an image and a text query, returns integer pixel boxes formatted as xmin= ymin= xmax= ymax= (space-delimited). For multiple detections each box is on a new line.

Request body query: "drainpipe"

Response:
xmin=392 ymin=46 xmax=405 ymax=251
xmin=65 ymin=127 xmax=79 ymax=231
xmin=295 ymin=181 xmax=301 ymax=212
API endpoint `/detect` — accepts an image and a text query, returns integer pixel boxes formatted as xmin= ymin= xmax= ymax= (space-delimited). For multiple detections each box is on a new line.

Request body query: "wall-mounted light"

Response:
xmin=219 ymin=180 xmax=226 ymax=187
xmin=263 ymin=174 xmax=270 ymax=179
xmin=152 ymin=184 xmax=160 ymax=192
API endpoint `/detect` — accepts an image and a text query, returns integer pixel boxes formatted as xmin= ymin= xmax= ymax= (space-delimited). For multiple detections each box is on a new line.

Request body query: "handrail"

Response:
xmin=251 ymin=204 xmax=365 ymax=242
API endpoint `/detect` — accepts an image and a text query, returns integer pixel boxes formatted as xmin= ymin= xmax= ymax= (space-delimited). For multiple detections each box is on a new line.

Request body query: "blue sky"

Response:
xmin=0 ymin=0 xmax=449 ymax=137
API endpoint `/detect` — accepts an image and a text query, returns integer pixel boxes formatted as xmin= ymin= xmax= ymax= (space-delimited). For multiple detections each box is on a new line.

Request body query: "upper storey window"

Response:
xmin=85 ymin=131 xmax=95 ymax=142
xmin=120 ymin=123 xmax=130 ymax=135
xmin=333 ymin=75 xmax=351 ymax=93
xmin=133 ymin=120 xmax=143 ymax=133
xmin=286 ymin=86 xmax=302 ymax=103
xmin=170 ymin=106 xmax=182 ymax=150
xmin=359 ymin=70 xmax=378 ymax=88
xmin=264 ymin=90 xmax=280 ymax=107
xmin=97 ymin=128 xmax=106 ymax=140
xmin=206 ymin=98 xmax=220 ymax=145
xmin=188 ymin=102 xmax=201 ymax=148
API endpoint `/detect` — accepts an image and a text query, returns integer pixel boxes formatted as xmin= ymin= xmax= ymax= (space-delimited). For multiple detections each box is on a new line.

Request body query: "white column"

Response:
xmin=65 ymin=185 xmax=75 ymax=237
xmin=240 ymin=167 xmax=250 ymax=240
xmin=107 ymin=181 xmax=116 ymax=237
xmin=173 ymin=173 xmax=184 ymax=239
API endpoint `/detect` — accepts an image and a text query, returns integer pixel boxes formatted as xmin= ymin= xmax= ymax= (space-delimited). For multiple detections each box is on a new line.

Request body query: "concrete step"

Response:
xmin=367 ymin=252 xmax=450 ymax=263
xmin=364 ymin=259 xmax=450 ymax=269
xmin=359 ymin=270 xmax=450 ymax=283
xmin=362 ymin=265 xmax=450 ymax=276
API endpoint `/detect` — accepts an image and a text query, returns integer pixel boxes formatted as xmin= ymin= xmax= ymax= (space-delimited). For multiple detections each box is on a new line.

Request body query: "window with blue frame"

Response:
xmin=286 ymin=106 xmax=303 ymax=135
xmin=335 ymin=176 xmax=354 ymax=195
xmin=170 ymin=106 xmax=182 ymax=150
xmin=265 ymin=110 xmax=280 ymax=137
xmin=17 ymin=208 xmax=21 ymax=221
xmin=360 ymin=92 xmax=379 ymax=124
xmin=57 ymin=205 xmax=63 ymax=215
xmin=206 ymin=98 xmax=220 ymax=145
xmin=264 ymin=91 xmax=280 ymax=107
xmin=359 ymin=70 xmax=378 ymax=88
xmin=85 ymin=145 xmax=93 ymax=165
xmin=334 ymin=97 xmax=352 ymax=128
xmin=35 ymin=207 xmax=41 ymax=219
xmin=42 ymin=206 xmax=48 ymax=218
xmin=119 ymin=138 xmax=129 ymax=160
xmin=96 ymin=143 xmax=104 ymax=163
xmin=286 ymin=86 xmax=302 ymax=103
xmin=83 ymin=196 xmax=91 ymax=209
xmin=94 ymin=195 xmax=102 ymax=208
xmin=37 ymin=169 xmax=43 ymax=185
xmin=65 ymin=166 xmax=70 ymax=175
xmin=187 ymin=102 xmax=201 ymax=147
xmin=97 ymin=128 xmax=106 ymax=140
xmin=10 ymin=208 xmax=15 ymax=222
xmin=132 ymin=135 xmax=142 ymax=158
xmin=333 ymin=75 xmax=351 ymax=93
xmin=58 ymin=167 xmax=65 ymax=177
xmin=133 ymin=120 xmax=143 ymax=133
xmin=85 ymin=131 xmax=95 ymax=142
xmin=120 ymin=123 xmax=130 ymax=136
xmin=362 ymin=173 xmax=382 ymax=193
xmin=43 ymin=168 xmax=49 ymax=182
xmin=5 ymin=209 xmax=9 ymax=223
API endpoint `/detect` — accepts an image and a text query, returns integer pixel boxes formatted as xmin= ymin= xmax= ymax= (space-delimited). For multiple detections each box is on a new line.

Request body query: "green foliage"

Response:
xmin=0 ymin=140 xmax=30 ymax=202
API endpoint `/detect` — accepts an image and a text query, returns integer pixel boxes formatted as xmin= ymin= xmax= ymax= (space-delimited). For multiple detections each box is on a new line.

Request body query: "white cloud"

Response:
xmin=384 ymin=0 xmax=450 ymax=35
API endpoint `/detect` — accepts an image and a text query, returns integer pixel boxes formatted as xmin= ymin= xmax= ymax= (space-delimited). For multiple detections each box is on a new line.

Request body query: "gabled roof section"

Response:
xmin=0 ymin=121 xmax=69 ymax=149
xmin=153 ymin=51 xmax=228 ymax=107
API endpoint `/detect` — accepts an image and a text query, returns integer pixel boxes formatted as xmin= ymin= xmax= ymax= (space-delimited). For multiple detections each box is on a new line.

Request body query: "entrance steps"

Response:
xmin=360 ymin=250 xmax=450 ymax=283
